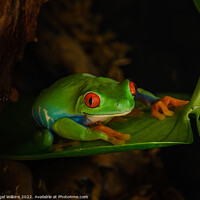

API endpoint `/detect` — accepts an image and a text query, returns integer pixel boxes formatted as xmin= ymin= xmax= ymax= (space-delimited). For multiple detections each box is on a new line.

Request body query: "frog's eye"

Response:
xmin=84 ymin=92 xmax=100 ymax=108
xmin=129 ymin=81 xmax=137 ymax=96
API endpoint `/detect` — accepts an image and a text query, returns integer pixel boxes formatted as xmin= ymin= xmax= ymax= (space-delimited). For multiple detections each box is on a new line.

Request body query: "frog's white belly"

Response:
xmin=85 ymin=116 xmax=112 ymax=125
xmin=84 ymin=110 xmax=131 ymax=126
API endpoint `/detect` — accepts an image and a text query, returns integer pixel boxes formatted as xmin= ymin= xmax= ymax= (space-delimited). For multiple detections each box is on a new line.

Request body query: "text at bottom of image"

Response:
xmin=0 ymin=195 xmax=89 ymax=199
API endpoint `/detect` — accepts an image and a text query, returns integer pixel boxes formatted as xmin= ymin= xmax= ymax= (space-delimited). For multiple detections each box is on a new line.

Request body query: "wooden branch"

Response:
xmin=0 ymin=0 xmax=47 ymax=110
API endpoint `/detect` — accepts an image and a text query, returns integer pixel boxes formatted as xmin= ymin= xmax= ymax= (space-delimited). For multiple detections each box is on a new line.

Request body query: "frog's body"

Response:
xmin=32 ymin=73 xmax=134 ymax=129
xmin=32 ymin=73 xmax=188 ymax=146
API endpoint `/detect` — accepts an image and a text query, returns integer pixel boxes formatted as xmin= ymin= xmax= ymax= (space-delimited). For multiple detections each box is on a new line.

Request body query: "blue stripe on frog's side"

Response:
xmin=135 ymin=90 xmax=159 ymax=106
xmin=32 ymin=105 xmax=55 ymax=130
xmin=32 ymin=105 xmax=87 ymax=131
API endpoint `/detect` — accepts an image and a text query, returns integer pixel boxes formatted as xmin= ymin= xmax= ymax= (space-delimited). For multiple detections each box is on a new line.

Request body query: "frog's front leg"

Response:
xmin=136 ymin=89 xmax=189 ymax=120
xmin=151 ymin=96 xmax=189 ymax=120
xmin=52 ymin=118 xmax=130 ymax=145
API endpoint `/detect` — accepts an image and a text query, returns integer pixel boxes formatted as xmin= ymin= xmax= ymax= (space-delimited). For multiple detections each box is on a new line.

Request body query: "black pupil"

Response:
xmin=89 ymin=97 xmax=93 ymax=105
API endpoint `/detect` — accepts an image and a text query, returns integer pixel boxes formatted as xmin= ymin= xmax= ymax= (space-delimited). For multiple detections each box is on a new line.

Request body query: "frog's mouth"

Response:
xmin=83 ymin=110 xmax=132 ymax=117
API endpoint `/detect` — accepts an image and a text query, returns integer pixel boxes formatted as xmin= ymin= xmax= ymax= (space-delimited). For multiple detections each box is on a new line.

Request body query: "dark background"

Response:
xmin=14 ymin=0 xmax=200 ymax=95
xmin=92 ymin=0 xmax=200 ymax=93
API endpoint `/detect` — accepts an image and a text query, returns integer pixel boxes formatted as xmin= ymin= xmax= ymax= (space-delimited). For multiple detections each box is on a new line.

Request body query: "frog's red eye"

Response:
xmin=129 ymin=81 xmax=137 ymax=96
xmin=84 ymin=93 xmax=100 ymax=108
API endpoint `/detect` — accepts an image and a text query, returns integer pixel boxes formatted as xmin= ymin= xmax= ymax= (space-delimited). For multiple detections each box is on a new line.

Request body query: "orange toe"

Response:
xmin=92 ymin=125 xmax=131 ymax=144
xmin=108 ymin=138 xmax=125 ymax=145
xmin=120 ymin=133 xmax=131 ymax=141
xmin=151 ymin=96 xmax=189 ymax=120
xmin=161 ymin=96 xmax=189 ymax=107
xmin=151 ymin=105 xmax=166 ymax=120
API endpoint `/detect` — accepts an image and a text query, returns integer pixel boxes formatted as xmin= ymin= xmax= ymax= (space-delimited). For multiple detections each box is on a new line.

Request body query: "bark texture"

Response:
xmin=0 ymin=0 xmax=47 ymax=110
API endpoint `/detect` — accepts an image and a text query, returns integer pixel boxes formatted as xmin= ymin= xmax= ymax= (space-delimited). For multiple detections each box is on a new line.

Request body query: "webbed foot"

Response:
xmin=151 ymin=96 xmax=189 ymax=120
xmin=92 ymin=125 xmax=131 ymax=145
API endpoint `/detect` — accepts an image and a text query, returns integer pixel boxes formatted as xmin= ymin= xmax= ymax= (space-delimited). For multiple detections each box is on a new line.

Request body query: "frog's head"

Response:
xmin=75 ymin=77 xmax=136 ymax=118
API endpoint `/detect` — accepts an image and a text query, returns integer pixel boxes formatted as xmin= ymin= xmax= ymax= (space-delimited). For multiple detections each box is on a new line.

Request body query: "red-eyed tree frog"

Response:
xmin=32 ymin=73 xmax=188 ymax=146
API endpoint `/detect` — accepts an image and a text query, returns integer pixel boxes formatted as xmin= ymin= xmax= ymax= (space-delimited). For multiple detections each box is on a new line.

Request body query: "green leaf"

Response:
xmin=193 ymin=0 xmax=200 ymax=13
xmin=186 ymin=78 xmax=200 ymax=135
xmin=0 ymin=78 xmax=199 ymax=160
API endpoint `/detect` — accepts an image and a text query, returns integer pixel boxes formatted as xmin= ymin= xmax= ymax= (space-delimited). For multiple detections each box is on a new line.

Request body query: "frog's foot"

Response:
xmin=151 ymin=96 xmax=189 ymax=120
xmin=92 ymin=125 xmax=131 ymax=145
xmin=33 ymin=129 xmax=54 ymax=147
